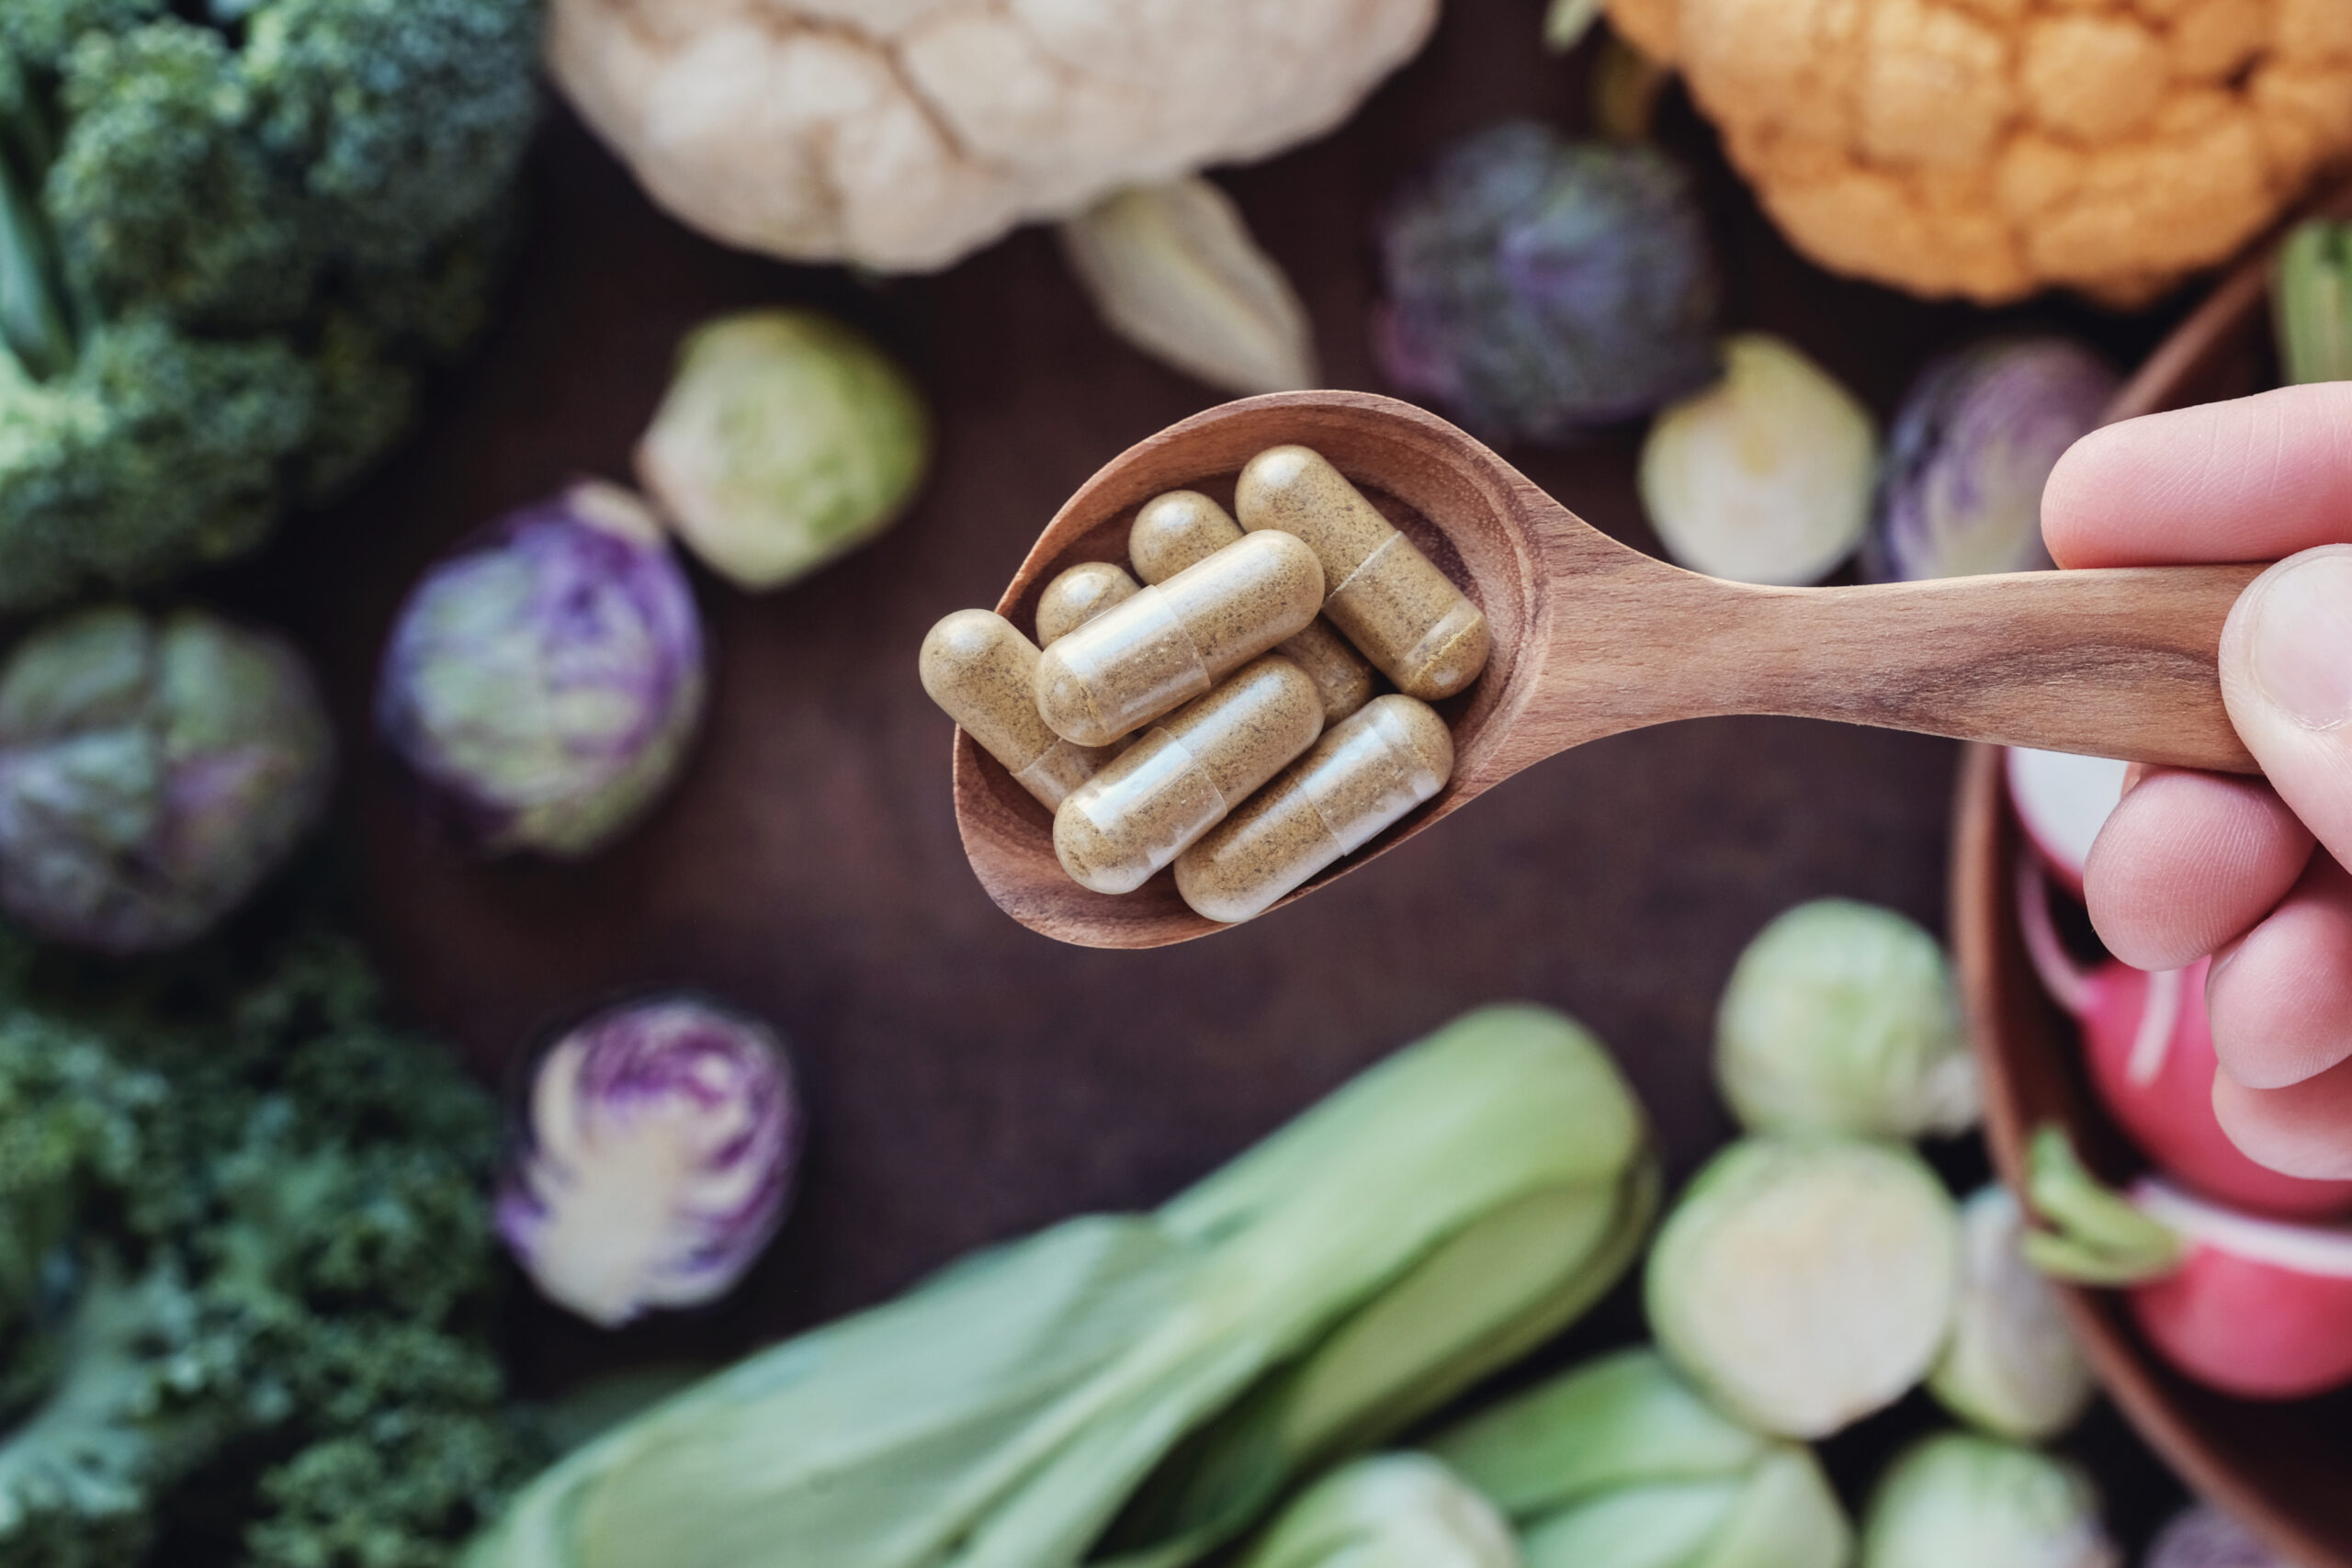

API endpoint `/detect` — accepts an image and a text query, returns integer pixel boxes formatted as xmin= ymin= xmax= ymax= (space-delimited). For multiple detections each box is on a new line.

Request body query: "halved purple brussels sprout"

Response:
xmin=498 ymin=996 xmax=800 ymax=1328
xmin=1867 ymin=339 xmax=2117 ymax=583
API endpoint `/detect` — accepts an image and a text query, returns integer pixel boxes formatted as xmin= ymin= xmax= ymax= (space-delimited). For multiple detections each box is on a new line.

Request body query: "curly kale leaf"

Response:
xmin=0 ymin=931 xmax=537 ymax=1567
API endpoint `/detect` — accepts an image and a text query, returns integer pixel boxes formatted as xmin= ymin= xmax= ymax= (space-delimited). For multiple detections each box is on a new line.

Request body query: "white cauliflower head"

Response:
xmin=550 ymin=0 xmax=1438 ymax=271
xmin=1609 ymin=0 xmax=2352 ymax=304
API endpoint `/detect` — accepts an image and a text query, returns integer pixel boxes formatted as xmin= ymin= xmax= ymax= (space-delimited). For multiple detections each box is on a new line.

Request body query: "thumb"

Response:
xmin=2221 ymin=545 xmax=2352 ymax=870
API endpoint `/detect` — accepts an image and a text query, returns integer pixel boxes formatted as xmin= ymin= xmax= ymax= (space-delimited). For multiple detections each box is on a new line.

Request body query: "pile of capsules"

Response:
xmin=920 ymin=444 xmax=1489 ymax=924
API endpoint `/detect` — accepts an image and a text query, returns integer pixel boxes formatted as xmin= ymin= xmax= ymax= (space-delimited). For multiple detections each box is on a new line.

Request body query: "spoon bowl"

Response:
xmin=955 ymin=390 xmax=2262 ymax=950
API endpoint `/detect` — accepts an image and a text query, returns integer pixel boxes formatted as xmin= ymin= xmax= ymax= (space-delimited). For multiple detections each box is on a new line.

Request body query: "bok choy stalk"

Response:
xmin=2271 ymin=220 xmax=2352 ymax=387
xmin=464 ymin=1005 xmax=1658 ymax=1568
xmin=1429 ymin=1346 xmax=1852 ymax=1568
xmin=1233 ymin=1454 xmax=1520 ymax=1568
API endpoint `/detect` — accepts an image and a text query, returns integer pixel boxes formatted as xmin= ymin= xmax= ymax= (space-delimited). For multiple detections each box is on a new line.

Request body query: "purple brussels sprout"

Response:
xmin=2145 ymin=1506 xmax=2297 ymax=1568
xmin=0 ymin=605 xmax=332 ymax=953
xmin=1866 ymin=338 xmax=2119 ymax=582
xmin=498 ymin=997 xmax=800 ymax=1327
xmin=377 ymin=481 xmax=707 ymax=859
xmin=1374 ymin=121 xmax=1720 ymax=444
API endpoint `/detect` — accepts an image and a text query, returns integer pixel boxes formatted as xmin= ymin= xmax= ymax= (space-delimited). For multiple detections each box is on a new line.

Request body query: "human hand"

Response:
xmin=2044 ymin=382 xmax=2352 ymax=1180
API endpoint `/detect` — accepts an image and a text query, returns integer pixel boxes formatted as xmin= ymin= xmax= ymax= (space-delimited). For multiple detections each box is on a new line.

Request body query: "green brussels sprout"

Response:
xmin=1715 ymin=899 xmax=1976 ymax=1140
xmin=1928 ymin=1186 xmax=2093 ymax=1443
xmin=636 ymin=309 xmax=931 ymax=592
xmin=1430 ymin=1346 xmax=1851 ymax=1568
xmin=1645 ymin=1136 xmax=1961 ymax=1438
xmin=1860 ymin=1433 xmax=2116 ymax=1568
xmin=0 ymin=605 xmax=332 ymax=953
xmin=1238 ymin=1454 xmax=1521 ymax=1568
xmin=1640 ymin=334 xmax=1878 ymax=587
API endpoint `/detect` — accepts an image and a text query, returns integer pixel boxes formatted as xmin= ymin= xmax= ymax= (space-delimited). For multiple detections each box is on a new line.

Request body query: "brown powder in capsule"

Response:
xmin=1034 ymin=530 xmax=1323 ymax=747
xmin=1236 ymin=446 xmax=1490 ymax=701
xmin=1053 ymin=655 xmax=1324 ymax=895
xmin=1130 ymin=490 xmax=1378 ymax=727
xmin=1174 ymin=694 xmax=1453 ymax=923
xmin=917 ymin=610 xmax=1114 ymax=808
xmin=1035 ymin=560 xmax=1140 ymax=645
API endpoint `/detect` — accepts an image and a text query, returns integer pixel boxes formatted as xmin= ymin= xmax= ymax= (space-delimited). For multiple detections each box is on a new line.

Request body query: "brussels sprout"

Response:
xmin=1645 ymin=1136 xmax=1960 ymax=1438
xmin=1374 ymin=121 xmax=1720 ymax=444
xmin=1865 ymin=339 xmax=2116 ymax=583
xmin=1431 ymin=1346 xmax=1851 ymax=1568
xmin=1928 ymin=1186 xmax=2093 ymax=1442
xmin=0 ymin=605 xmax=332 ymax=953
xmin=2145 ymin=1504 xmax=2300 ymax=1568
xmin=1640 ymin=334 xmax=1879 ymax=586
xmin=1238 ymin=1454 xmax=1521 ymax=1568
xmin=1860 ymin=1433 xmax=2117 ymax=1568
xmin=498 ymin=996 xmax=800 ymax=1327
xmin=1714 ymin=899 xmax=1976 ymax=1140
xmin=376 ymin=482 xmax=707 ymax=860
xmin=636 ymin=309 xmax=930 ymax=592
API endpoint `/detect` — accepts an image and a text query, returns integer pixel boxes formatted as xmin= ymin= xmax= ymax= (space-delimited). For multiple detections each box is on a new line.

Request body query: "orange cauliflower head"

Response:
xmin=548 ymin=0 xmax=1437 ymax=272
xmin=1608 ymin=0 xmax=2352 ymax=303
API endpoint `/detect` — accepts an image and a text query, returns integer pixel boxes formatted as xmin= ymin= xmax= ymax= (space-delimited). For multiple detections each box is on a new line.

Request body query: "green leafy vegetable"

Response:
xmin=0 ymin=0 xmax=539 ymax=614
xmin=0 ymin=925 xmax=536 ymax=1566
xmin=2271 ymin=219 xmax=2352 ymax=388
xmin=466 ymin=1005 xmax=1659 ymax=1568
xmin=1430 ymin=1346 xmax=1851 ymax=1568
xmin=1234 ymin=1454 xmax=1519 ymax=1568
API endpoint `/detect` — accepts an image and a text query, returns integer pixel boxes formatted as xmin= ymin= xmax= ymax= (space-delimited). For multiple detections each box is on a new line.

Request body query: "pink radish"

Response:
xmin=2128 ymin=1179 xmax=2352 ymax=1400
xmin=2006 ymin=747 xmax=2128 ymax=898
xmin=2018 ymin=859 xmax=2352 ymax=1220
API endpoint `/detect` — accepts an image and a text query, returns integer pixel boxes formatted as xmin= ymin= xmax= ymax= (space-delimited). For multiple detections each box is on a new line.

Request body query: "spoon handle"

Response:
xmin=1539 ymin=562 xmax=2265 ymax=773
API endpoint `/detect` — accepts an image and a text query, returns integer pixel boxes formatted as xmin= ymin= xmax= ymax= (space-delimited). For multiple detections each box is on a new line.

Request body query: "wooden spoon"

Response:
xmin=954 ymin=390 xmax=2261 ymax=950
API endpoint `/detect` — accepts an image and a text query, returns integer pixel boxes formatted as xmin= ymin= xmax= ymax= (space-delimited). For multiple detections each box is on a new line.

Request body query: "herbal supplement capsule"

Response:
xmin=1054 ymin=655 xmax=1324 ymax=895
xmin=1130 ymin=490 xmax=1378 ymax=727
xmin=1174 ymin=694 xmax=1453 ymax=923
xmin=1034 ymin=530 xmax=1323 ymax=748
xmin=1236 ymin=446 xmax=1490 ymax=701
xmin=1035 ymin=560 xmax=1140 ymax=645
xmin=918 ymin=610 xmax=1114 ymax=810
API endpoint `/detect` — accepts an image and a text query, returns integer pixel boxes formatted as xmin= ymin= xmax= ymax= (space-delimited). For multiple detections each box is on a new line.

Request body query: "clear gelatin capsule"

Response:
xmin=1035 ymin=560 xmax=1140 ymax=645
xmin=1054 ymin=655 xmax=1324 ymax=895
xmin=1236 ymin=446 xmax=1489 ymax=701
xmin=1034 ymin=530 xmax=1323 ymax=747
xmin=1174 ymin=694 xmax=1453 ymax=923
xmin=918 ymin=610 xmax=1114 ymax=809
xmin=1129 ymin=489 xmax=1378 ymax=727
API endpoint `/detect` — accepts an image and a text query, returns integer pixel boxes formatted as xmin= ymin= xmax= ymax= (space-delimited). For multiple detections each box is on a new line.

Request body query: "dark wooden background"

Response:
xmin=211 ymin=0 xmax=2212 ymax=1545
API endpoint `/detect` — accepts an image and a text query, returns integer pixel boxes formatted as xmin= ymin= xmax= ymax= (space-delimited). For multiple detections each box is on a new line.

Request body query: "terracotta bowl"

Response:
xmin=1954 ymin=189 xmax=2352 ymax=1568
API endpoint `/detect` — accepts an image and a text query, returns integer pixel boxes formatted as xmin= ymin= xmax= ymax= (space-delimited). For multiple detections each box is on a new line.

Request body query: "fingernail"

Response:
xmin=2248 ymin=552 xmax=2352 ymax=730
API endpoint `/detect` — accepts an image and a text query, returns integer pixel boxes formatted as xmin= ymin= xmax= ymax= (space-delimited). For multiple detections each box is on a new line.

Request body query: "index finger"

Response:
xmin=2042 ymin=383 xmax=2352 ymax=570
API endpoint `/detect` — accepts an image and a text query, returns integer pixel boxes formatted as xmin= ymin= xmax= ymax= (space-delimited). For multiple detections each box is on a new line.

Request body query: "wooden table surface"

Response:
xmin=218 ymin=0 xmax=2205 ymax=1542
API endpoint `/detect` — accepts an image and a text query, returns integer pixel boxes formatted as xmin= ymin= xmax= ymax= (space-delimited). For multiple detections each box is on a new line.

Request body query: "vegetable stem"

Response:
xmin=2273 ymin=220 xmax=2352 ymax=387
xmin=0 ymin=84 xmax=73 ymax=381
xmin=2021 ymin=1126 xmax=2185 ymax=1285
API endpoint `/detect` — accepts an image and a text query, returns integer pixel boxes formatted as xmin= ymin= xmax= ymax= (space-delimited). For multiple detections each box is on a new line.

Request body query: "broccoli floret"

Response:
xmin=0 ymin=0 xmax=538 ymax=614
xmin=0 ymin=931 xmax=537 ymax=1567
